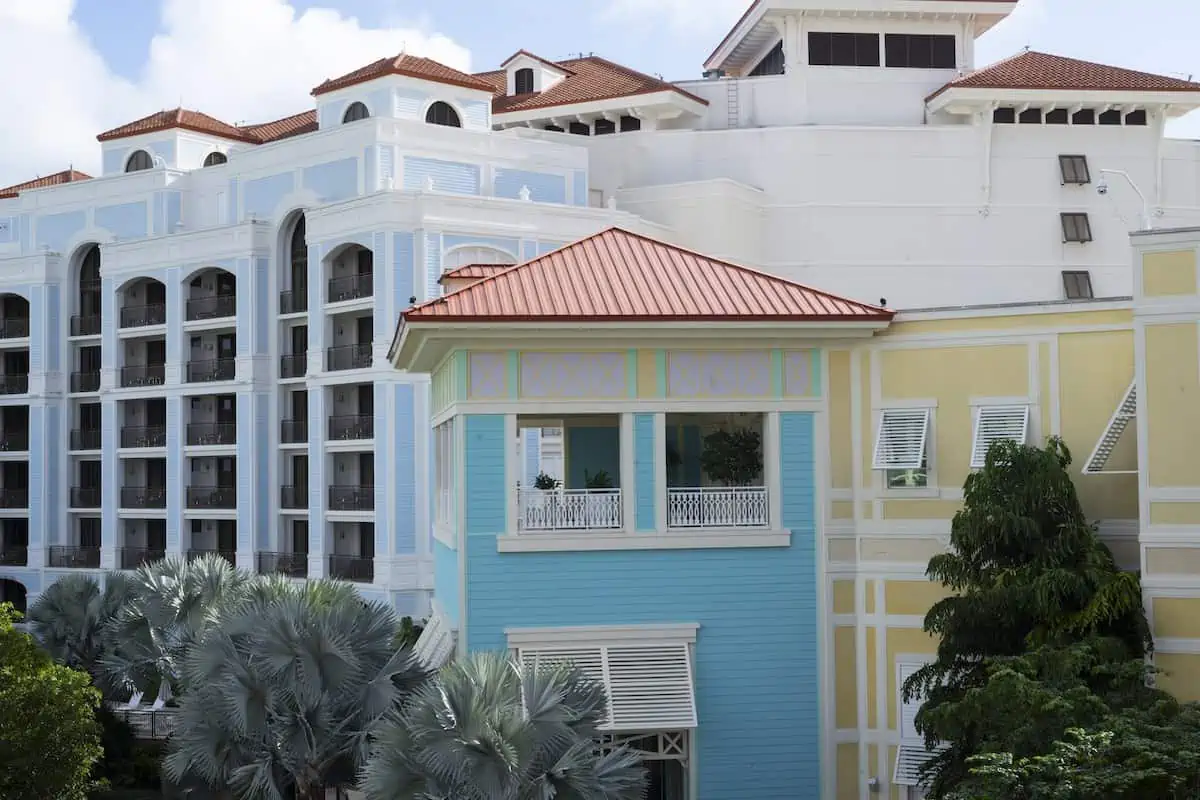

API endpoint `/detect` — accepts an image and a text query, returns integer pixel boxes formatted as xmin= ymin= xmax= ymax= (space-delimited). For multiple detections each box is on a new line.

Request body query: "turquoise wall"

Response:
xmin=633 ymin=413 xmax=655 ymax=532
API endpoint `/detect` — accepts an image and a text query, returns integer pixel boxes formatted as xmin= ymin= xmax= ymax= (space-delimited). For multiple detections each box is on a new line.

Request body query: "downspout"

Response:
xmin=982 ymin=104 xmax=995 ymax=209
xmin=1153 ymin=105 xmax=1167 ymax=214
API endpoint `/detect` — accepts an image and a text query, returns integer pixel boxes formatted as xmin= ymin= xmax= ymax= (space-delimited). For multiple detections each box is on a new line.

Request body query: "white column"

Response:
xmin=505 ymin=413 xmax=519 ymax=536
xmin=765 ymin=412 xmax=782 ymax=529
xmin=653 ymin=412 xmax=667 ymax=533
xmin=619 ymin=413 xmax=635 ymax=533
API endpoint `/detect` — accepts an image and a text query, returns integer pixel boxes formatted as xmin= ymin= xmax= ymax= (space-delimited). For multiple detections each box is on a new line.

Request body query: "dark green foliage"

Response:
xmin=533 ymin=471 xmax=560 ymax=490
xmin=394 ymin=615 xmax=424 ymax=649
xmin=91 ymin=706 xmax=165 ymax=790
xmin=584 ymin=469 xmax=615 ymax=489
xmin=699 ymin=428 xmax=763 ymax=486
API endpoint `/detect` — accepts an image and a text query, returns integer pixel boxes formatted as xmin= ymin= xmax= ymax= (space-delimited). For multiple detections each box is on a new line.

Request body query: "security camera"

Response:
xmin=1097 ymin=178 xmax=1109 ymax=195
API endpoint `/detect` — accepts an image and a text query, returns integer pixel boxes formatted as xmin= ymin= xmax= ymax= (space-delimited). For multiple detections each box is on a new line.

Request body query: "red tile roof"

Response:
xmin=474 ymin=56 xmax=707 ymax=115
xmin=97 ymin=108 xmax=259 ymax=143
xmin=405 ymin=228 xmax=891 ymax=323
xmin=438 ymin=263 xmax=513 ymax=283
xmin=312 ymin=54 xmax=495 ymax=96
xmin=928 ymin=50 xmax=1200 ymax=100
xmin=0 ymin=169 xmax=92 ymax=199
xmin=242 ymin=110 xmax=318 ymax=143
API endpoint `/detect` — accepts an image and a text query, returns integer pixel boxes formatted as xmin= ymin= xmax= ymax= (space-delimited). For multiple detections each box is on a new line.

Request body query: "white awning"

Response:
xmin=873 ymin=408 xmax=931 ymax=470
xmin=970 ymin=404 xmax=1030 ymax=468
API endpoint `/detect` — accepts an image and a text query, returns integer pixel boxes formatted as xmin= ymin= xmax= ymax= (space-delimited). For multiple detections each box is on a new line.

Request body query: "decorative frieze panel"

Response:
xmin=520 ymin=352 xmax=626 ymax=398
xmin=668 ymin=351 xmax=770 ymax=398
xmin=468 ymin=352 xmax=507 ymax=399
xmin=784 ymin=350 xmax=818 ymax=396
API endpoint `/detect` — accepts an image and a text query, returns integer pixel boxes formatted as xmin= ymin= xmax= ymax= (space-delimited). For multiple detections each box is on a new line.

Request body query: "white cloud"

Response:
xmin=595 ymin=0 xmax=749 ymax=36
xmin=0 ymin=0 xmax=470 ymax=187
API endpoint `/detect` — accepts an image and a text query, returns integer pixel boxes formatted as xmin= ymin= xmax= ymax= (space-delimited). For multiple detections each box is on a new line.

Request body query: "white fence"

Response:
xmin=518 ymin=489 xmax=623 ymax=531
xmin=667 ymin=487 xmax=769 ymax=529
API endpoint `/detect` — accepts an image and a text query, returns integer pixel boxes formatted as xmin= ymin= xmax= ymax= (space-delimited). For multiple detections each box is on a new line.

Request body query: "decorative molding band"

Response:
xmin=496 ymin=529 xmax=791 ymax=553
xmin=505 ymin=622 xmax=699 ymax=646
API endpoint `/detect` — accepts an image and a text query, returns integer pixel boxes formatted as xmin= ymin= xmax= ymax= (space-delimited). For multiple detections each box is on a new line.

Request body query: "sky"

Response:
xmin=2 ymin=0 xmax=1200 ymax=188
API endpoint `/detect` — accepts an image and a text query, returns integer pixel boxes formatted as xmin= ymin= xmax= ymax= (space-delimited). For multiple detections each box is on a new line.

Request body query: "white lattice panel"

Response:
xmin=519 ymin=352 xmax=626 ymax=398
xmin=468 ymin=352 xmax=507 ymax=399
xmin=668 ymin=351 xmax=770 ymax=398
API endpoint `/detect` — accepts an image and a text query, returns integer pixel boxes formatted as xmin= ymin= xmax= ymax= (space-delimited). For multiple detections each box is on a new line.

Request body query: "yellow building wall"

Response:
xmin=1144 ymin=322 xmax=1200 ymax=488
xmin=1142 ymin=249 xmax=1198 ymax=297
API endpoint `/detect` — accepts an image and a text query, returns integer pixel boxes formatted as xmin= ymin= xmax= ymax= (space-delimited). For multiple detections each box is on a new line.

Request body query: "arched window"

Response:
xmin=202 ymin=152 xmax=228 ymax=167
xmin=425 ymin=102 xmax=461 ymax=128
xmin=443 ymin=246 xmax=517 ymax=270
xmin=125 ymin=149 xmax=154 ymax=172
xmin=343 ymin=102 xmax=370 ymax=123
xmin=290 ymin=217 xmax=307 ymax=274
xmin=80 ymin=245 xmax=101 ymax=287
xmin=514 ymin=67 xmax=534 ymax=94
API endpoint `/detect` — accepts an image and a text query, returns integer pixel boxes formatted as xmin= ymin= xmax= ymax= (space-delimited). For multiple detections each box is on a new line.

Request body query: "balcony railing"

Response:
xmin=70 ymin=429 xmax=102 ymax=451
xmin=327 ymin=273 xmax=373 ymax=303
xmin=328 ymin=414 xmax=373 ymax=441
xmin=0 ymin=431 xmax=29 ymax=452
xmin=279 ymin=288 xmax=307 ymax=315
xmin=120 ymin=487 xmax=166 ymax=509
xmin=70 ymin=314 xmax=101 ymax=336
xmin=70 ymin=370 xmax=100 ymax=393
xmin=0 ymin=375 xmax=29 ymax=395
xmin=280 ymin=419 xmax=308 ymax=444
xmin=326 ymin=344 xmax=372 ymax=372
xmin=185 ymin=294 xmax=236 ymax=322
xmin=280 ymin=485 xmax=307 ymax=509
xmin=120 ymin=364 xmax=165 ymax=388
xmin=70 ymin=487 xmax=102 ymax=509
xmin=0 ymin=489 xmax=28 ymax=509
xmin=47 ymin=545 xmax=100 ymax=569
xmin=280 ymin=353 xmax=307 ymax=379
xmin=0 ymin=317 xmax=30 ymax=339
xmin=186 ymin=548 xmax=236 ymax=567
xmin=328 ymin=554 xmax=373 ymax=583
xmin=666 ymin=486 xmax=769 ymax=529
xmin=120 ymin=426 xmax=167 ymax=448
xmin=0 ymin=546 xmax=27 ymax=566
xmin=329 ymin=485 xmax=374 ymax=511
xmin=106 ymin=706 xmax=177 ymax=740
xmin=120 ymin=547 xmax=165 ymax=570
xmin=186 ymin=423 xmax=236 ymax=446
xmin=120 ymin=304 xmax=166 ymax=328
xmin=186 ymin=358 xmax=235 ymax=383
xmin=186 ymin=486 xmax=236 ymax=509
xmin=517 ymin=489 xmax=623 ymax=532
xmin=258 ymin=551 xmax=307 ymax=578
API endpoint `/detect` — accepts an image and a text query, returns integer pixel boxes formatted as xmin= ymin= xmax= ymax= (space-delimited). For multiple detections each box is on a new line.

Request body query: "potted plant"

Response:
xmin=582 ymin=469 xmax=617 ymax=527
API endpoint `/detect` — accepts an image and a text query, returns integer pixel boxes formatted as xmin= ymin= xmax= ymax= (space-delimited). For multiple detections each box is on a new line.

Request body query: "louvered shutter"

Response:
xmin=413 ymin=609 xmax=455 ymax=669
xmin=895 ymin=662 xmax=943 ymax=787
xmin=970 ymin=405 xmax=1030 ymax=468
xmin=1083 ymin=380 xmax=1137 ymax=474
xmin=873 ymin=409 xmax=930 ymax=470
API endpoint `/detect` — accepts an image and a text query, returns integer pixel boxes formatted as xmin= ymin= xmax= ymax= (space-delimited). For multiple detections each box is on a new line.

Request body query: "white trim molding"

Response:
xmin=496 ymin=528 xmax=791 ymax=552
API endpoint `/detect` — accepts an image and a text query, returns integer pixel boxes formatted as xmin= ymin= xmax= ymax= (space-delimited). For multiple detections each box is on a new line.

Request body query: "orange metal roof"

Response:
xmin=928 ymin=50 xmax=1200 ymax=100
xmin=405 ymin=228 xmax=892 ymax=324
xmin=97 ymin=108 xmax=259 ymax=143
xmin=437 ymin=263 xmax=513 ymax=283
xmin=0 ymin=169 xmax=91 ymax=199
xmin=312 ymin=54 xmax=495 ymax=96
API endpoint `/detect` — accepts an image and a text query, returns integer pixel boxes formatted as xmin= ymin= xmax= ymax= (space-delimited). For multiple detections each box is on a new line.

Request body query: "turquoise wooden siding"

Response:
xmin=464 ymin=415 xmax=507 ymax=535
xmin=494 ymin=169 xmax=566 ymax=204
xmin=634 ymin=413 xmax=655 ymax=532
xmin=403 ymin=157 xmax=481 ymax=195
xmin=434 ymin=540 xmax=460 ymax=625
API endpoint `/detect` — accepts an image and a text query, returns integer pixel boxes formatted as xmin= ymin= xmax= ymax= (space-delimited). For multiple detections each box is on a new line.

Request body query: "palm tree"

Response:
xmin=164 ymin=579 xmax=428 ymax=800
xmin=26 ymin=571 xmax=132 ymax=681
xmin=359 ymin=652 xmax=648 ymax=800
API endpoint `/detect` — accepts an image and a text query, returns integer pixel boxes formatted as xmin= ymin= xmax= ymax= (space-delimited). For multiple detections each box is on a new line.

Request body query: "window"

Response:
xmin=808 ymin=32 xmax=880 ymax=67
xmin=125 ymin=149 xmax=153 ymax=172
xmin=1083 ymin=380 xmax=1136 ymax=474
xmin=749 ymin=40 xmax=785 ymax=76
xmin=992 ymin=107 xmax=1016 ymax=124
xmin=619 ymin=115 xmax=641 ymax=132
xmin=884 ymin=34 xmax=956 ymax=69
xmin=1126 ymin=109 xmax=1148 ymax=126
xmin=873 ymin=409 xmax=931 ymax=479
xmin=434 ymin=420 xmax=455 ymax=528
xmin=1061 ymin=212 xmax=1093 ymax=243
xmin=1018 ymin=108 xmax=1042 ymax=124
xmin=1062 ymin=270 xmax=1094 ymax=300
xmin=1046 ymin=108 xmax=1069 ymax=125
xmin=568 ymin=121 xmax=591 ymax=136
xmin=1072 ymin=108 xmax=1096 ymax=125
xmin=202 ymin=151 xmax=227 ymax=167
xmin=970 ymin=405 xmax=1030 ymax=468
xmin=1059 ymin=154 xmax=1090 ymax=185
xmin=594 ymin=119 xmax=616 ymax=135
xmin=514 ymin=67 xmax=535 ymax=94
xmin=425 ymin=101 xmax=461 ymax=128
xmin=1099 ymin=109 xmax=1122 ymax=126
xmin=342 ymin=101 xmax=370 ymax=123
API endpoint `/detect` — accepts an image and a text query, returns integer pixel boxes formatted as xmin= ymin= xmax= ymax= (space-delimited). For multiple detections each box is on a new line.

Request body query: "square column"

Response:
xmin=307 ymin=388 xmax=327 ymax=578
xmin=765 ymin=411 xmax=782 ymax=528
xmin=100 ymin=399 xmax=119 ymax=570
xmin=165 ymin=396 xmax=183 ymax=556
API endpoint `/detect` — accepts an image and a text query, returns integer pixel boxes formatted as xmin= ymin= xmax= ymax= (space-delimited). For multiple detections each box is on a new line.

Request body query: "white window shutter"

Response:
xmin=873 ymin=409 xmax=930 ymax=470
xmin=894 ymin=744 xmax=937 ymax=786
xmin=895 ymin=661 xmax=945 ymax=788
xmin=970 ymin=405 xmax=1030 ymax=468
xmin=413 ymin=609 xmax=456 ymax=669
xmin=898 ymin=662 xmax=923 ymax=740
xmin=1083 ymin=380 xmax=1137 ymax=474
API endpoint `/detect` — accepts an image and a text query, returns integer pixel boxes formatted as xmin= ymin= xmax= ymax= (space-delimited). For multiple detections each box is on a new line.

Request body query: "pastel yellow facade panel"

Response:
xmin=881 ymin=499 xmax=962 ymax=520
xmin=865 ymin=581 xmax=876 ymax=614
xmin=1146 ymin=547 xmax=1200 ymax=576
xmin=1142 ymin=249 xmax=1197 ymax=297
xmin=860 ymin=537 xmax=946 ymax=564
xmin=1145 ymin=323 xmax=1200 ymax=487
xmin=636 ymin=349 xmax=660 ymax=398
xmin=866 ymin=626 xmax=878 ymax=729
xmin=886 ymin=627 xmax=939 ymax=731
xmin=885 ymin=580 xmax=951 ymax=617
xmin=836 ymin=744 xmax=859 ymax=800
xmin=834 ymin=626 xmax=858 ymax=728
xmin=828 ymin=537 xmax=856 ymax=563
xmin=833 ymin=580 xmax=856 ymax=614
xmin=1103 ymin=536 xmax=1140 ymax=571
xmin=860 ymin=501 xmax=874 ymax=520
xmin=1150 ymin=502 xmax=1200 ymax=526
xmin=859 ymin=351 xmax=873 ymax=489
xmin=887 ymin=309 xmax=1132 ymax=336
xmin=1152 ymin=597 xmax=1200 ymax=639
xmin=831 ymin=500 xmax=855 ymax=520
xmin=828 ymin=350 xmax=853 ymax=489
xmin=1156 ymin=653 xmax=1200 ymax=703
xmin=1039 ymin=341 xmax=1052 ymax=436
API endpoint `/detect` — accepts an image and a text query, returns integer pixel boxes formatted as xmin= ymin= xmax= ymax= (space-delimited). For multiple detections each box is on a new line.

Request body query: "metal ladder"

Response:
xmin=726 ymin=79 xmax=740 ymax=129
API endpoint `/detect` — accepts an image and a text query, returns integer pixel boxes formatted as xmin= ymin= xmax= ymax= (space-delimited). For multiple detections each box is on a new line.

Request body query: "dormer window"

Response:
xmin=514 ymin=67 xmax=534 ymax=94
xmin=125 ymin=150 xmax=153 ymax=172
xmin=202 ymin=152 xmax=227 ymax=167
xmin=343 ymin=102 xmax=370 ymax=123
xmin=425 ymin=102 xmax=461 ymax=128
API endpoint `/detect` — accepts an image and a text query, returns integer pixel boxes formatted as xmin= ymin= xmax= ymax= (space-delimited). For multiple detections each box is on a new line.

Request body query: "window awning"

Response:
xmin=413 ymin=607 xmax=456 ymax=670
xmin=970 ymin=405 xmax=1030 ymax=468
xmin=873 ymin=408 xmax=931 ymax=470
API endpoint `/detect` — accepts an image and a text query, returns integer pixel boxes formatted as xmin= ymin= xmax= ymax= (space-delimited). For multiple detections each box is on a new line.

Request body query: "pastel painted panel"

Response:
xmin=520 ymin=352 xmax=626 ymax=398
xmin=302 ymin=158 xmax=359 ymax=202
xmin=403 ymin=157 xmax=480 ymax=195
xmin=35 ymin=210 xmax=86 ymax=251
xmin=784 ymin=350 xmax=818 ymax=396
xmin=95 ymin=201 xmax=148 ymax=240
xmin=469 ymin=352 xmax=507 ymax=399
xmin=493 ymin=169 xmax=566 ymax=204
xmin=243 ymin=172 xmax=295 ymax=219
xmin=668 ymin=351 xmax=771 ymax=398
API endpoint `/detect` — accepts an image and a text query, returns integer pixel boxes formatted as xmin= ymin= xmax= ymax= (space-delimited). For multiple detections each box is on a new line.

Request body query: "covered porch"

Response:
xmin=516 ymin=415 xmax=621 ymax=532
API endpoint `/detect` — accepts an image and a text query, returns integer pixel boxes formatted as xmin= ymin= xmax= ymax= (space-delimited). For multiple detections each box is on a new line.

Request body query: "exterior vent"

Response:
xmin=872 ymin=409 xmax=931 ymax=471
xmin=970 ymin=405 xmax=1030 ymax=468
xmin=1083 ymin=380 xmax=1137 ymax=475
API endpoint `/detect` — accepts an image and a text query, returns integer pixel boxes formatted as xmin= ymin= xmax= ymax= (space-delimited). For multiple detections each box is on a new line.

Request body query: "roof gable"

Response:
xmin=499 ymin=50 xmax=572 ymax=76
xmin=97 ymin=108 xmax=257 ymax=143
xmin=312 ymin=53 xmax=495 ymax=96
xmin=0 ymin=169 xmax=92 ymax=199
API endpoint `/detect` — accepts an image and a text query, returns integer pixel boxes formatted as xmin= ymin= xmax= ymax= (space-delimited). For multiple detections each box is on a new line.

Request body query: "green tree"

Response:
xmin=0 ymin=602 xmax=103 ymax=800
xmin=27 ymin=571 xmax=133 ymax=681
xmin=904 ymin=438 xmax=1150 ymax=796
xmin=360 ymin=652 xmax=647 ymax=800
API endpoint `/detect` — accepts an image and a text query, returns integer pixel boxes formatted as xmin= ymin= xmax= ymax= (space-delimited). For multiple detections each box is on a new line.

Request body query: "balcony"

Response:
xmin=185 ymin=294 xmax=236 ymax=322
xmin=186 ymin=486 xmax=236 ymax=509
xmin=70 ymin=429 xmax=102 ymax=451
xmin=186 ymin=548 xmax=236 ymax=566
xmin=120 ymin=364 xmax=165 ymax=388
xmin=0 ymin=317 xmax=30 ymax=339
xmin=280 ymin=419 xmax=308 ymax=444
xmin=280 ymin=485 xmax=307 ymax=509
xmin=279 ymin=289 xmax=307 ymax=315
xmin=257 ymin=551 xmax=307 ymax=578
xmin=327 ymin=273 xmax=373 ymax=303
xmin=0 ymin=431 xmax=29 ymax=452
xmin=328 ymin=554 xmax=373 ymax=583
xmin=70 ymin=314 xmax=101 ymax=337
xmin=185 ymin=423 xmax=236 ymax=446
xmin=0 ymin=546 xmax=27 ymax=566
xmin=120 ymin=547 xmax=165 ymax=570
xmin=0 ymin=375 xmax=29 ymax=395
xmin=120 ymin=487 xmax=166 ymax=509
xmin=47 ymin=545 xmax=100 ymax=569
xmin=120 ymin=426 xmax=167 ymax=448
xmin=119 ymin=304 xmax=166 ymax=328
xmin=186 ymin=358 xmax=235 ymax=383
xmin=280 ymin=353 xmax=306 ymax=379
xmin=328 ymin=414 xmax=373 ymax=441
xmin=0 ymin=489 xmax=28 ymax=509
xmin=517 ymin=489 xmax=623 ymax=532
xmin=666 ymin=487 xmax=769 ymax=529
xmin=328 ymin=485 xmax=374 ymax=512
xmin=70 ymin=487 xmax=102 ymax=509
xmin=326 ymin=344 xmax=372 ymax=372
xmin=70 ymin=370 xmax=100 ymax=393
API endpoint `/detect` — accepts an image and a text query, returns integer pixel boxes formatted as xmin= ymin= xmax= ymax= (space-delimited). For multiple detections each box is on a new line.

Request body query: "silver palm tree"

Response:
xmin=164 ymin=578 xmax=428 ymax=800
xmin=359 ymin=652 xmax=647 ymax=800
xmin=26 ymin=571 xmax=132 ymax=682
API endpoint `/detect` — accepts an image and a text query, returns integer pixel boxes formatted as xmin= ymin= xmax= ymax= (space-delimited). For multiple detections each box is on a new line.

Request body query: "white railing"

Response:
xmin=667 ymin=487 xmax=769 ymax=529
xmin=519 ymin=489 xmax=623 ymax=531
